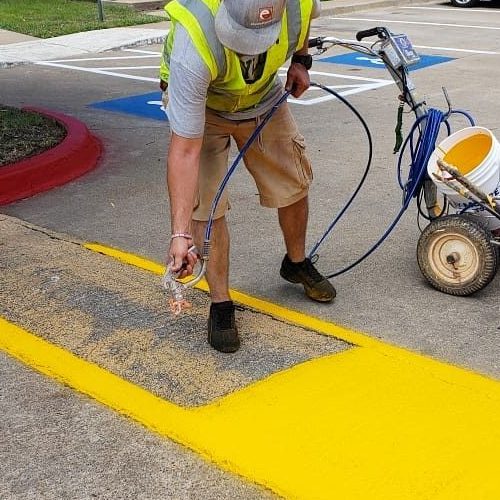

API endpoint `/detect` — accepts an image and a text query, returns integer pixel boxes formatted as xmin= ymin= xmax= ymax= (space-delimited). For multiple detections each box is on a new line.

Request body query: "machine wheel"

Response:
xmin=450 ymin=0 xmax=479 ymax=6
xmin=417 ymin=215 xmax=498 ymax=296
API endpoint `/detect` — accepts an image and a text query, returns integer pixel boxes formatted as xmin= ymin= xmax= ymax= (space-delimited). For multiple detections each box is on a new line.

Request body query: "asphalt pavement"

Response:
xmin=2 ymin=1 xmax=500 ymax=499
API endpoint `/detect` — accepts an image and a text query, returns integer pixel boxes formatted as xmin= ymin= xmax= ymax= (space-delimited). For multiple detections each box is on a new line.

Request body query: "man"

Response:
xmin=161 ymin=0 xmax=335 ymax=353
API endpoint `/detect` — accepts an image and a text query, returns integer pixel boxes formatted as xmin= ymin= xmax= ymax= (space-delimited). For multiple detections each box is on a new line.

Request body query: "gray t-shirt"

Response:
xmin=166 ymin=26 xmax=285 ymax=139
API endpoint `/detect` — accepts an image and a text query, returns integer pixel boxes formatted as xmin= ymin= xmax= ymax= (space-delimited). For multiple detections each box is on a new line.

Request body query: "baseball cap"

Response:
xmin=214 ymin=0 xmax=286 ymax=56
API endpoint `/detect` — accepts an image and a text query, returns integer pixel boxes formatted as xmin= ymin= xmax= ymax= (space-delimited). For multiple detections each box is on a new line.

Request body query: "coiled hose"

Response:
xmin=308 ymin=84 xmax=474 ymax=278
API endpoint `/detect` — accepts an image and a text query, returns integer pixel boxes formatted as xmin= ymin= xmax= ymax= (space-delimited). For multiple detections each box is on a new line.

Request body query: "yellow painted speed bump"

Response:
xmin=2 ymin=243 xmax=500 ymax=499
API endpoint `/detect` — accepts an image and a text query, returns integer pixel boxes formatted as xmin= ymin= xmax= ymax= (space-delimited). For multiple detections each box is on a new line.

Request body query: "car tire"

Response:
xmin=450 ymin=0 xmax=480 ymax=7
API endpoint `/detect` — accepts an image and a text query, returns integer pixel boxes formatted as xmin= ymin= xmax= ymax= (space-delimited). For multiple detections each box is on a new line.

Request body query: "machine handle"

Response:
xmin=355 ymin=27 xmax=386 ymax=41
xmin=308 ymin=37 xmax=324 ymax=48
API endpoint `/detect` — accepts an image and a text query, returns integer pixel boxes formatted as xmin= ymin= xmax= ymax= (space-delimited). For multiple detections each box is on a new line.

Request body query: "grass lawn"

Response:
xmin=0 ymin=106 xmax=66 ymax=166
xmin=0 ymin=0 xmax=163 ymax=39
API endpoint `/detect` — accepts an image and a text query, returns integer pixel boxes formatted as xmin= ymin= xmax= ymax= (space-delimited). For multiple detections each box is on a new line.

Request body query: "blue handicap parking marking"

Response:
xmin=90 ymin=92 xmax=168 ymax=121
xmin=319 ymin=53 xmax=454 ymax=71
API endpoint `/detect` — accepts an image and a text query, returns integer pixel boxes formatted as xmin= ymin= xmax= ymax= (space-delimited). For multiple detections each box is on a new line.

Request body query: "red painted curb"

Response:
xmin=0 ymin=107 xmax=102 ymax=205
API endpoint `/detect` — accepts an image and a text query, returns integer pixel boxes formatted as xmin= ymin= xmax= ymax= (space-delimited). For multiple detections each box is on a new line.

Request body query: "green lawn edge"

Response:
xmin=0 ymin=0 xmax=164 ymax=39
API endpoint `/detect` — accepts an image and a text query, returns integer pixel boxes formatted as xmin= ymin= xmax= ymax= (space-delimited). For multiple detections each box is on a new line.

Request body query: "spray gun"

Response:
xmin=162 ymin=244 xmax=208 ymax=315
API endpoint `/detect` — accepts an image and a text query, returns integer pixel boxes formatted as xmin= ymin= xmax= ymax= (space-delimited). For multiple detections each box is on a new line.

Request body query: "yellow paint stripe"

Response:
xmin=193 ymin=348 xmax=500 ymax=499
xmin=3 ymin=317 xmax=500 ymax=499
xmin=0 ymin=317 xmax=256 ymax=477
xmin=0 ymin=317 xmax=188 ymax=431
xmin=85 ymin=243 xmax=166 ymax=275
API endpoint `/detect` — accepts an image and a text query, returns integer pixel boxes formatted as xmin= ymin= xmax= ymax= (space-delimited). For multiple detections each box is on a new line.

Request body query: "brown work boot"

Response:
xmin=280 ymin=254 xmax=336 ymax=303
xmin=207 ymin=301 xmax=240 ymax=353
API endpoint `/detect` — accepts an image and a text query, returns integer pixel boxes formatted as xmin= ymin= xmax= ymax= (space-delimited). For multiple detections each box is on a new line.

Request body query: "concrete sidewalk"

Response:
xmin=0 ymin=25 xmax=168 ymax=68
xmin=0 ymin=0 xmax=431 ymax=68
xmin=0 ymin=28 xmax=38 ymax=45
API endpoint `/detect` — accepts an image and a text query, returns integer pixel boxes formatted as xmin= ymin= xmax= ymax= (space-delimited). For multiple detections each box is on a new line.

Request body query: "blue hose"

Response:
xmin=308 ymin=83 xmax=373 ymax=258
xmin=324 ymin=109 xmax=446 ymax=277
xmin=313 ymin=105 xmax=474 ymax=279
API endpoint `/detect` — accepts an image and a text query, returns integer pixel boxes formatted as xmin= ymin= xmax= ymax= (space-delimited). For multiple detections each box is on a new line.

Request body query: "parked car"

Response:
xmin=450 ymin=0 xmax=490 ymax=7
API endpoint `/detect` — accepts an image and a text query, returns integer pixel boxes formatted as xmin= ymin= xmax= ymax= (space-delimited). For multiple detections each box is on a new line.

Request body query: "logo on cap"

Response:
xmin=258 ymin=7 xmax=273 ymax=21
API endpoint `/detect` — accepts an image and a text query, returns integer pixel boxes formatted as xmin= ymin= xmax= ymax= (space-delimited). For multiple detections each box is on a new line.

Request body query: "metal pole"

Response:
xmin=97 ymin=0 xmax=105 ymax=22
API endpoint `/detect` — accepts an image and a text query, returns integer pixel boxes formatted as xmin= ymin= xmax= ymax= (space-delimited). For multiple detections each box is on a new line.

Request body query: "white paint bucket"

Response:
xmin=427 ymin=126 xmax=500 ymax=230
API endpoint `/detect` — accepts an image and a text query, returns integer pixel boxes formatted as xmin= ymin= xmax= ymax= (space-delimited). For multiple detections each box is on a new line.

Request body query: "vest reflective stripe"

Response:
xmin=286 ymin=0 xmax=299 ymax=60
xmin=290 ymin=0 xmax=313 ymax=59
xmin=178 ymin=0 xmax=226 ymax=75
xmin=161 ymin=0 xmax=312 ymax=112
xmin=165 ymin=0 xmax=225 ymax=79
xmin=159 ymin=27 xmax=173 ymax=82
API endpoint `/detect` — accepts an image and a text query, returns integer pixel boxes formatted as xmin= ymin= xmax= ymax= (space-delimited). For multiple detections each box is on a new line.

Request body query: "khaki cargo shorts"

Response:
xmin=193 ymin=102 xmax=313 ymax=221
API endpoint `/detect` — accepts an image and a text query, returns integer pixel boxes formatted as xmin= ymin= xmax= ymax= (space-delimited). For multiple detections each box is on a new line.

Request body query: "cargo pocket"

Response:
xmin=292 ymin=134 xmax=313 ymax=187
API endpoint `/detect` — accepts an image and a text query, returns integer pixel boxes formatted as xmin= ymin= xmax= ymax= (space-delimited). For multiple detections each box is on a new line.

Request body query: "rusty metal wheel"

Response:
xmin=417 ymin=215 xmax=498 ymax=296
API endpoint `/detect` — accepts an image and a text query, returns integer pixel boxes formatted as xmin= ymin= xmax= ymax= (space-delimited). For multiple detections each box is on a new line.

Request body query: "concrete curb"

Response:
xmin=0 ymin=108 xmax=102 ymax=205
xmin=0 ymin=28 xmax=168 ymax=69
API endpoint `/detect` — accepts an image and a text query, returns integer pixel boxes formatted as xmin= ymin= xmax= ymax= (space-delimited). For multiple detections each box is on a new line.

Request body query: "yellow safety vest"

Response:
xmin=160 ymin=0 xmax=312 ymax=113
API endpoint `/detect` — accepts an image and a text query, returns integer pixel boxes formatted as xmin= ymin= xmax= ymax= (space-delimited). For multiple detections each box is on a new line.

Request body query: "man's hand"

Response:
xmin=168 ymin=236 xmax=198 ymax=278
xmin=285 ymin=62 xmax=310 ymax=98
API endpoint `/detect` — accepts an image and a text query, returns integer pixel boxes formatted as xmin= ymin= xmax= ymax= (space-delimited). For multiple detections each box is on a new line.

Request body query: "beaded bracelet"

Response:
xmin=171 ymin=233 xmax=193 ymax=240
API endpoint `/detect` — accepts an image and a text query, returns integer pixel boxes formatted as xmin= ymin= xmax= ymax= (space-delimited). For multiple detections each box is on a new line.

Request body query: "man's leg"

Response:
xmin=192 ymin=111 xmax=240 ymax=353
xmin=278 ymin=196 xmax=308 ymax=262
xmin=232 ymin=103 xmax=336 ymax=304
xmin=277 ymin=196 xmax=336 ymax=303
xmin=193 ymin=217 xmax=239 ymax=353
xmin=192 ymin=217 xmax=231 ymax=303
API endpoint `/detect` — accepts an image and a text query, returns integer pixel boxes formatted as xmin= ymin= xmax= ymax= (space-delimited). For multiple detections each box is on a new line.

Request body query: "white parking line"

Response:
xmin=35 ymin=53 xmax=393 ymax=105
xmin=402 ymin=6 xmax=500 ymax=13
xmin=331 ymin=17 xmax=500 ymax=30
xmin=36 ymin=61 xmax=159 ymax=83
xmin=122 ymin=41 xmax=497 ymax=56
xmin=94 ymin=66 xmax=159 ymax=70
xmin=124 ymin=49 xmax=161 ymax=55
xmin=278 ymin=70 xmax=393 ymax=105
xmin=48 ymin=55 xmax=158 ymax=63
xmin=408 ymin=44 xmax=498 ymax=55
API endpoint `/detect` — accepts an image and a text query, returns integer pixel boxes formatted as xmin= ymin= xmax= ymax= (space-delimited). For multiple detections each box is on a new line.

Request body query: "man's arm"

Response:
xmin=167 ymin=133 xmax=203 ymax=276
xmin=162 ymin=26 xmax=211 ymax=276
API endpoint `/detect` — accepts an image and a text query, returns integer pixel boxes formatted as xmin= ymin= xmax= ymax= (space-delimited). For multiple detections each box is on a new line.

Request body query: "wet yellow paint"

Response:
xmin=443 ymin=133 xmax=491 ymax=175
xmin=2 ymin=318 xmax=500 ymax=499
